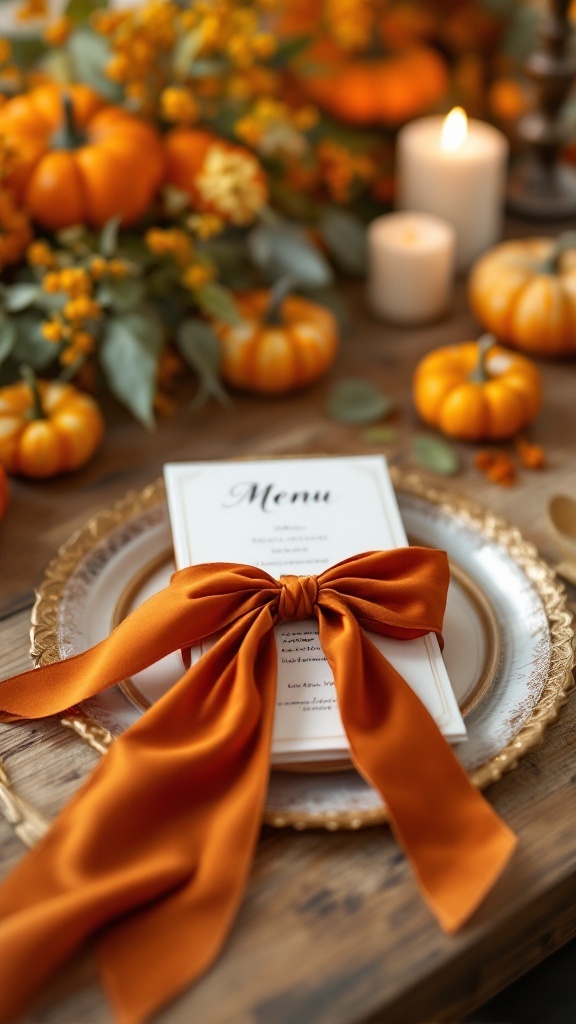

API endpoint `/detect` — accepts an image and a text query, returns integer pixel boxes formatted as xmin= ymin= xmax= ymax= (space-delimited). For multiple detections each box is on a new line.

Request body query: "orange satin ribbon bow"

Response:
xmin=0 ymin=549 xmax=516 ymax=1024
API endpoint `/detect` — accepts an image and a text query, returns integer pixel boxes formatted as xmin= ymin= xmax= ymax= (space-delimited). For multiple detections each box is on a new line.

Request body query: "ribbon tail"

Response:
xmin=0 ymin=605 xmax=278 ymax=1024
xmin=318 ymin=604 xmax=517 ymax=933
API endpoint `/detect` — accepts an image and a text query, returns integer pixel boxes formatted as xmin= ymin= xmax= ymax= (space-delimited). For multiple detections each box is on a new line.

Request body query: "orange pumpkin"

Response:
xmin=0 ymin=373 xmax=104 ymax=478
xmin=0 ymin=463 xmax=8 ymax=520
xmin=0 ymin=84 xmax=165 ymax=230
xmin=301 ymin=48 xmax=449 ymax=127
xmin=164 ymin=128 xmax=267 ymax=226
xmin=215 ymin=288 xmax=338 ymax=395
xmin=413 ymin=335 xmax=542 ymax=441
xmin=469 ymin=235 xmax=576 ymax=358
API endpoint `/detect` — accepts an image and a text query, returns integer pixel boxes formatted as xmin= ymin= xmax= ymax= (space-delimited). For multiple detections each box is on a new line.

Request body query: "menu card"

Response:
xmin=164 ymin=456 xmax=466 ymax=764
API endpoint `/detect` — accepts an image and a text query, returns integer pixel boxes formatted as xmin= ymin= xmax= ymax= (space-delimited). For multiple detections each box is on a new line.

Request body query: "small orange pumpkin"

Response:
xmin=215 ymin=286 xmax=338 ymax=395
xmin=469 ymin=234 xmax=576 ymax=357
xmin=0 ymin=84 xmax=165 ymax=230
xmin=301 ymin=48 xmax=449 ymax=127
xmin=0 ymin=371 xmax=104 ymax=478
xmin=413 ymin=335 xmax=542 ymax=441
xmin=164 ymin=128 xmax=267 ymax=226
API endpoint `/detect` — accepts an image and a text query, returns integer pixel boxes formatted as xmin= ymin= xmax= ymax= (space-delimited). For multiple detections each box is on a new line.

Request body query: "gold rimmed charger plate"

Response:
xmin=7 ymin=469 xmax=572 ymax=835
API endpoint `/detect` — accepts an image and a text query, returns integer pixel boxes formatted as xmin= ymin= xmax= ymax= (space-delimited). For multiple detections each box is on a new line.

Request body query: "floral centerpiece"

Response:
xmin=0 ymin=0 xmax=537 ymax=430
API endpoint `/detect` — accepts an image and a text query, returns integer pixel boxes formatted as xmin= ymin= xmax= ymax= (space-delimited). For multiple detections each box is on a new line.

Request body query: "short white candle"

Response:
xmin=367 ymin=212 xmax=455 ymax=325
xmin=396 ymin=107 xmax=509 ymax=272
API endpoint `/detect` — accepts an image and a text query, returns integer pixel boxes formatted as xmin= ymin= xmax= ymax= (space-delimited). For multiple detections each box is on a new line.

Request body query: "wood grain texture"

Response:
xmin=1 ymin=216 xmax=576 ymax=1024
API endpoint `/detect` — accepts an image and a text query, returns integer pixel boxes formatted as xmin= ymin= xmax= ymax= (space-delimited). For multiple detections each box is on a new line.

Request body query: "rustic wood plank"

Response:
xmin=1 ymin=247 xmax=575 ymax=1024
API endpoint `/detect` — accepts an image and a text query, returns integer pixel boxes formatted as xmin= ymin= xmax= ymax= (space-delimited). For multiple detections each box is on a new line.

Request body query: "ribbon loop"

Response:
xmin=277 ymin=574 xmax=318 ymax=621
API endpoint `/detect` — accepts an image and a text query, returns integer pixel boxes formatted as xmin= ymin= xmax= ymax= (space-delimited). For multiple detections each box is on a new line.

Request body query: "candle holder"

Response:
xmin=507 ymin=0 xmax=576 ymax=218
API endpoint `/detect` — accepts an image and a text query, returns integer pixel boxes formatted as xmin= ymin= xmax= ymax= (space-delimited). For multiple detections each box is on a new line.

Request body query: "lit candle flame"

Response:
xmin=441 ymin=107 xmax=468 ymax=152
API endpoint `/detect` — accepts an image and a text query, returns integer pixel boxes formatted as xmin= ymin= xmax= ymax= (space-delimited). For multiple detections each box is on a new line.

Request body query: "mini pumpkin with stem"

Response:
xmin=0 ymin=367 xmax=104 ymax=478
xmin=413 ymin=334 xmax=542 ymax=441
xmin=215 ymin=279 xmax=339 ymax=395
xmin=469 ymin=232 xmax=576 ymax=357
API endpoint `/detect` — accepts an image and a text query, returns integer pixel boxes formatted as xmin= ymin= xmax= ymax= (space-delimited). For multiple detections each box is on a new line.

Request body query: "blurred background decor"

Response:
xmin=0 ymin=0 xmax=572 ymax=446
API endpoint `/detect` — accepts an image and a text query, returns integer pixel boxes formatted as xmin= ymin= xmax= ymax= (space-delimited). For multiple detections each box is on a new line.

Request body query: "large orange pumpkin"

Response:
xmin=301 ymin=48 xmax=449 ymax=127
xmin=164 ymin=128 xmax=267 ymax=226
xmin=0 ymin=84 xmax=165 ymax=230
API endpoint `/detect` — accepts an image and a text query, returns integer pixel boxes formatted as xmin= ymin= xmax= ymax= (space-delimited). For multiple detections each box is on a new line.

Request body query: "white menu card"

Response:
xmin=164 ymin=456 xmax=466 ymax=763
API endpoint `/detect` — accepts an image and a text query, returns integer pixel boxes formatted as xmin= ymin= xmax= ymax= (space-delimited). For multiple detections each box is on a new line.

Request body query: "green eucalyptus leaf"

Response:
xmin=176 ymin=318 xmax=231 ymax=407
xmin=412 ymin=434 xmax=460 ymax=476
xmin=100 ymin=309 xmax=164 ymax=428
xmin=326 ymin=379 xmax=394 ymax=425
xmin=0 ymin=318 xmax=16 ymax=366
xmin=362 ymin=425 xmax=397 ymax=445
xmin=12 ymin=316 xmax=58 ymax=370
xmin=172 ymin=27 xmax=203 ymax=79
xmin=195 ymin=282 xmax=243 ymax=325
xmin=96 ymin=275 xmax=145 ymax=312
xmin=248 ymin=223 xmax=332 ymax=288
xmin=1 ymin=34 xmax=46 ymax=70
xmin=42 ymin=49 xmax=75 ymax=83
xmin=3 ymin=283 xmax=41 ymax=312
xmin=99 ymin=216 xmax=121 ymax=259
xmin=319 ymin=208 xmax=367 ymax=276
xmin=68 ymin=28 xmax=123 ymax=102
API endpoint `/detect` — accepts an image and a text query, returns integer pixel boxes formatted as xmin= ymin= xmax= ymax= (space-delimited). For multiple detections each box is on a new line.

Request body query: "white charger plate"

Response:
xmin=30 ymin=472 xmax=574 ymax=830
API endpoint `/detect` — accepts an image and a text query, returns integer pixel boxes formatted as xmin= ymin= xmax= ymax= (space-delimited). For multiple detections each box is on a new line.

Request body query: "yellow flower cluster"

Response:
xmin=145 ymin=226 xmax=216 ymax=294
xmin=30 ymin=246 xmax=130 ymax=367
xmin=186 ymin=213 xmax=225 ymax=240
xmin=99 ymin=1 xmax=178 ymax=109
xmin=91 ymin=0 xmax=279 ymax=114
xmin=235 ymin=98 xmax=318 ymax=158
xmin=195 ymin=144 xmax=266 ymax=225
xmin=146 ymin=227 xmax=192 ymax=265
xmin=160 ymin=86 xmax=200 ymax=126
xmin=316 ymin=140 xmax=375 ymax=203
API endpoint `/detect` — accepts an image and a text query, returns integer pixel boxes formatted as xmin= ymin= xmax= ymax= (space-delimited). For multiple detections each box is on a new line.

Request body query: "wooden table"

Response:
xmin=1 ymin=224 xmax=576 ymax=1023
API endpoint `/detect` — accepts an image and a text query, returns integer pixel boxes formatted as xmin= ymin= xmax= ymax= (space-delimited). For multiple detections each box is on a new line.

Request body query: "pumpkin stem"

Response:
xmin=264 ymin=276 xmax=293 ymax=326
xmin=20 ymin=365 xmax=46 ymax=421
xmin=468 ymin=334 xmax=496 ymax=384
xmin=538 ymin=232 xmax=576 ymax=274
xmin=51 ymin=92 xmax=87 ymax=151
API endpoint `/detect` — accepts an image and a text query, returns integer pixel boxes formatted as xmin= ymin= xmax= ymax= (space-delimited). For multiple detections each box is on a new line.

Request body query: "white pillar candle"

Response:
xmin=367 ymin=212 xmax=455 ymax=325
xmin=396 ymin=107 xmax=509 ymax=272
